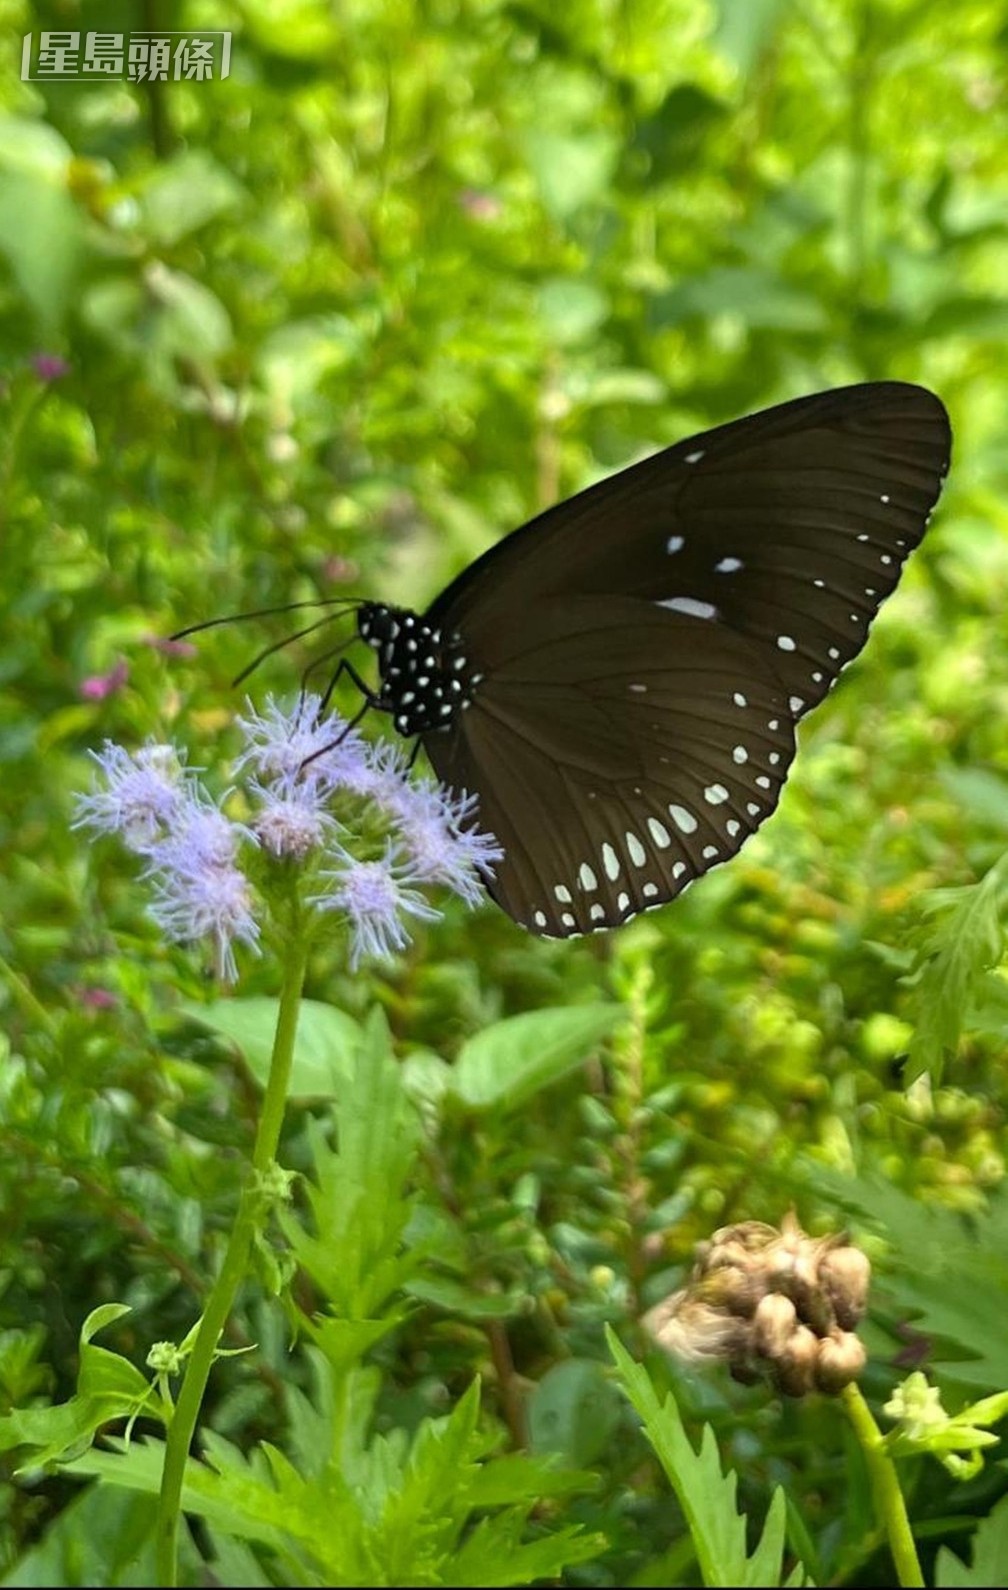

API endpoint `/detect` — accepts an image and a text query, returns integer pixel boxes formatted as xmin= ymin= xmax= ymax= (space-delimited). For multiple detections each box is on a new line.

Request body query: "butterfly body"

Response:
xmin=357 ymin=603 xmax=483 ymax=737
xmin=360 ymin=383 xmax=951 ymax=937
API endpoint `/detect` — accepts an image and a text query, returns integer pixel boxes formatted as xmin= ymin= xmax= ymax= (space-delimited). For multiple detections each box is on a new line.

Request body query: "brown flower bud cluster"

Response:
xmin=642 ymin=1212 xmax=870 ymax=1397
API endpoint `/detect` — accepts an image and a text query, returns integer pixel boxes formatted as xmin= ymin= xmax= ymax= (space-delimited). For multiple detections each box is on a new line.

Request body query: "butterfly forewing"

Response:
xmin=414 ymin=382 xmax=950 ymax=937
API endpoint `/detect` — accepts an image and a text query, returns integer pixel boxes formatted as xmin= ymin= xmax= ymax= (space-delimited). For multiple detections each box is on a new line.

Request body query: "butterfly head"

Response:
xmin=357 ymin=602 xmax=483 ymax=737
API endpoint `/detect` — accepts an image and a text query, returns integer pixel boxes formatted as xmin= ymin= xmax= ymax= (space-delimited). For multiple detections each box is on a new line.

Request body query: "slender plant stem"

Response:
xmin=154 ymin=938 xmax=309 ymax=1586
xmin=841 ymin=1383 xmax=924 ymax=1588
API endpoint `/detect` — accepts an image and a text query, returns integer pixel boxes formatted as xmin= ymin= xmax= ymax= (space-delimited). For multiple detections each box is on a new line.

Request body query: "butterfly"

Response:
xmin=343 ymin=383 xmax=951 ymax=938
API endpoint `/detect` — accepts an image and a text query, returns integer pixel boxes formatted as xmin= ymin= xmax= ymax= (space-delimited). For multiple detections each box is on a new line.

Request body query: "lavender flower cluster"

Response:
xmin=74 ymin=697 xmax=502 ymax=978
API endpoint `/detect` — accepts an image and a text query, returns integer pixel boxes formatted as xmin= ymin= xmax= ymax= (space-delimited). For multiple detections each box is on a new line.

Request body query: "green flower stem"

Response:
xmin=154 ymin=936 xmax=309 ymax=1587
xmin=841 ymin=1382 xmax=924 ymax=1588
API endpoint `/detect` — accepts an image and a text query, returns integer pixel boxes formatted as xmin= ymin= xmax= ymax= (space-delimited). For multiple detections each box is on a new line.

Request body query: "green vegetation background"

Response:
xmin=0 ymin=0 xmax=1007 ymax=1583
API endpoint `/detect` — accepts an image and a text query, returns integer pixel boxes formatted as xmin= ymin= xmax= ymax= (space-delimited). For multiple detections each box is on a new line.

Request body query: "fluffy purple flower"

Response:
xmin=148 ymin=801 xmax=246 ymax=874
xmin=312 ymin=845 xmax=441 ymax=969
xmin=73 ymin=741 xmax=189 ymax=851
xmin=387 ymin=780 xmax=502 ymax=905
xmin=148 ymin=858 xmax=260 ymax=983
xmin=235 ymin=694 xmax=372 ymax=795
xmin=251 ymin=778 xmax=335 ymax=860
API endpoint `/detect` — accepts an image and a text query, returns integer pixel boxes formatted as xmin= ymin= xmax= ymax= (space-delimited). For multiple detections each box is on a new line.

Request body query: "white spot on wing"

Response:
xmin=628 ymin=683 xmax=648 ymax=693
xmin=777 ymin=635 xmax=796 ymax=652
xmin=702 ymin=844 xmax=718 ymax=860
xmin=590 ymin=903 xmax=605 ymax=922
xmin=626 ymin=832 xmax=646 ymax=867
xmin=669 ymin=804 xmax=697 ymax=834
xmin=789 ymin=696 xmax=804 ymax=713
xmin=602 ymin=842 xmax=620 ymax=881
xmin=578 ymin=863 xmax=598 ymax=892
xmin=643 ymin=882 xmax=658 ymax=898
xmin=554 ymin=884 xmax=572 ymax=903
xmin=715 ymin=556 xmax=743 ymax=573
xmin=703 ymin=784 xmax=729 ymax=805
xmin=617 ymin=891 xmax=630 ymax=912
xmin=726 ymin=819 xmax=740 ymax=837
xmin=732 ymin=745 xmax=747 ymax=764
xmin=534 ymin=910 xmax=547 ymax=928
xmin=672 ymin=861 xmax=686 ymax=879
xmin=684 ymin=449 xmax=705 ymax=464
xmin=648 ymin=817 xmax=671 ymax=849
xmin=561 ymin=911 xmax=576 ymax=928
xmin=659 ymin=596 xmax=718 ymax=620
xmin=666 ymin=534 xmax=684 ymax=554
xmin=733 ymin=691 xmax=747 ymax=707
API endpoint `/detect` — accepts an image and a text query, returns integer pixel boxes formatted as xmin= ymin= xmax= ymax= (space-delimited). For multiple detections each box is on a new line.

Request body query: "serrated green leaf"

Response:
xmin=905 ymin=853 xmax=1008 ymax=1082
xmin=607 ymin=1329 xmax=809 ymax=1587
xmin=936 ymin=1493 xmax=1008 ymax=1586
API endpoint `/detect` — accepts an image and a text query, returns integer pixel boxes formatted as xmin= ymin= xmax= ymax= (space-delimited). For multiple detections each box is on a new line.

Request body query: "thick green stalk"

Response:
xmin=154 ymin=938 xmax=309 ymax=1585
xmin=841 ymin=1382 xmax=924 ymax=1588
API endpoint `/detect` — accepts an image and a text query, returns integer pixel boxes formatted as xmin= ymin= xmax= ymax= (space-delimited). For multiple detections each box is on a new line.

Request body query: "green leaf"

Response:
xmin=905 ymin=852 xmax=1008 ymax=1082
xmin=537 ymin=280 xmax=609 ymax=345
xmin=523 ymin=129 xmax=618 ymax=219
xmin=0 ymin=1307 xmax=162 ymax=1470
xmin=279 ymin=1010 xmax=424 ymax=1318
xmin=176 ymin=996 xmax=360 ymax=1098
xmin=936 ymin=1493 xmax=1008 ymax=1587
xmin=607 ymin=1329 xmax=809 ymax=1587
xmin=713 ymin=0 xmax=789 ymax=74
xmin=404 ymin=1274 xmax=527 ymax=1321
xmin=0 ymin=116 xmax=88 ymax=326
xmin=137 ymin=151 xmax=245 ymax=245
xmin=0 ymin=1486 xmax=166 ymax=1587
xmin=451 ymin=1004 xmax=622 ymax=1112
xmin=528 ymin=1359 xmax=622 ymax=1467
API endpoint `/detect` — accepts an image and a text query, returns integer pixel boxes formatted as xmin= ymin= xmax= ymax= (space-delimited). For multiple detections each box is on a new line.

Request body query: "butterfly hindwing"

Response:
xmin=422 ymin=598 xmax=795 ymax=935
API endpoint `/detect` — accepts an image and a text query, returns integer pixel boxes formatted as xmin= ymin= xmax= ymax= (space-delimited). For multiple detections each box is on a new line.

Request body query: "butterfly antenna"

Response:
xmin=170 ymin=596 xmax=363 ymax=644
xmin=231 ymin=609 xmax=361 ymax=688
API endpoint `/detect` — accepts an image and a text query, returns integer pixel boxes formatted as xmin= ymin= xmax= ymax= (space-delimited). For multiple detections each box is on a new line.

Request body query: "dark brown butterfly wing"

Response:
xmin=423 ymin=598 xmax=794 ymax=934
xmin=419 ymin=382 xmax=951 ymax=936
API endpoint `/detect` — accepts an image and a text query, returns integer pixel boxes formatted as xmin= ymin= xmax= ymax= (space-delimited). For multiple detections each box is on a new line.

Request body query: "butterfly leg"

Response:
xmin=318 ymin=656 xmax=380 ymax=717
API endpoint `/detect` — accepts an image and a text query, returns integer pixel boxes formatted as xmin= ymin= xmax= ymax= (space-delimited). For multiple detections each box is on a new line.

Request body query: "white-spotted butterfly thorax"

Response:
xmin=357 ymin=382 xmax=951 ymax=938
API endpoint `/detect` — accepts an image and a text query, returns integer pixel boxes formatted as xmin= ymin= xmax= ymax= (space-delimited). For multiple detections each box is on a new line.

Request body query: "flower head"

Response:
xmin=235 ymin=694 xmax=372 ymax=796
xmin=387 ymin=780 xmax=502 ymax=905
xmin=312 ymin=844 xmax=441 ymax=969
xmin=643 ymin=1213 xmax=871 ymax=1398
xmin=148 ymin=852 xmax=260 ymax=982
xmin=73 ymin=741 xmax=190 ymax=851
xmin=251 ymin=778 xmax=335 ymax=860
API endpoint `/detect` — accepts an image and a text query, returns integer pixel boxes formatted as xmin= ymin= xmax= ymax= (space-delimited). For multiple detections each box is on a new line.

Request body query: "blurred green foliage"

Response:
xmin=1 ymin=0 xmax=1008 ymax=1582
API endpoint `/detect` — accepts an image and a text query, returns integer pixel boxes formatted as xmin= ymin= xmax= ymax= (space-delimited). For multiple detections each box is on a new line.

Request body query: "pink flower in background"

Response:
xmin=145 ymin=633 xmax=198 ymax=659
xmin=458 ymin=188 xmax=502 ymax=221
xmin=80 ymin=658 xmax=129 ymax=701
xmin=76 ymin=986 xmax=118 ymax=1010
xmin=30 ymin=353 xmax=70 ymax=382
